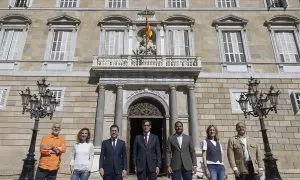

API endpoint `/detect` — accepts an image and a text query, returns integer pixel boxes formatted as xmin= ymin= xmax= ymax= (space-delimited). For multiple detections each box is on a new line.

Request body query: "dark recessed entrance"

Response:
xmin=127 ymin=97 xmax=167 ymax=176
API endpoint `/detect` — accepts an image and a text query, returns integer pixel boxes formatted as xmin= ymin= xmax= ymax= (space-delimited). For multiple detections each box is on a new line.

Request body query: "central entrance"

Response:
xmin=127 ymin=97 xmax=167 ymax=175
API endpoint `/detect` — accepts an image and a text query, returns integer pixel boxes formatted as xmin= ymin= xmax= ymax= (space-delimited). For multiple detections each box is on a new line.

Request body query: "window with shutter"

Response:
xmin=9 ymin=0 xmax=31 ymax=8
xmin=48 ymin=88 xmax=65 ymax=111
xmin=107 ymin=0 xmax=127 ymax=8
xmin=168 ymin=30 xmax=190 ymax=56
xmin=104 ymin=30 xmax=124 ymax=55
xmin=216 ymin=0 xmax=237 ymax=8
xmin=222 ymin=31 xmax=246 ymax=63
xmin=167 ymin=0 xmax=187 ymax=8
xmin=290 ymin=91 xmax=300 ymax=115
xmin=0 ymin=88 xmax=9 ymax=109
xmin=58 ymin=0 xmax=78 ymax=8
xmin=50 ymin=30 xmax=72 ymax=61
xmin=275 ymin=31 xmax=300 ymax=63
xmin=0 ymin=29 xmax=23 ymax=60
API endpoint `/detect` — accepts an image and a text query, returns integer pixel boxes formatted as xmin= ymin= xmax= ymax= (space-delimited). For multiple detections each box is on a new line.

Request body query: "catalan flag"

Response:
xmin=145 ymin=17 xmax=152 ymax=44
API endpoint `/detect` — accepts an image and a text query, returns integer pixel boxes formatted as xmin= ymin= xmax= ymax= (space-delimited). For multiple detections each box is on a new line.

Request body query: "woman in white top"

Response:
xmin=70 ymin=128 xmax=94 ymax=180
xmin=202 ymin=125 xmax=226 ymax=180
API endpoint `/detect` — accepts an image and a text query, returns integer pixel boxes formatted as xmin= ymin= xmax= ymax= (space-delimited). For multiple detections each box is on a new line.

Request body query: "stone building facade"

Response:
xmin=0 ymin=0 xmax=300 ymax=179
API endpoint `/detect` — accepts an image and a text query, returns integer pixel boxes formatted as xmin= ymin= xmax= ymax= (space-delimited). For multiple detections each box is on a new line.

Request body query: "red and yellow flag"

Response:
xmin=145 ymin=17 xmax=152 ymax=44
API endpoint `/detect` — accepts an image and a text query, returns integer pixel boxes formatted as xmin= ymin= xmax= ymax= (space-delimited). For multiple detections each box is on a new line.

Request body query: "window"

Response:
xmin=168 ymin=30 xmax=190 ymax=56
xmin=9 ymin=0 xmax=32 ymax=8
xmin=264 ymin=15 xmax=300 ymax=73
xmin=48 ymin=87 xmax=65 ymax=111
xmin=0 ymin=14 xmax=31 ymax=70
xmin=0 ymin=29 xmax=23 ymax=60
xmin=50 ymin=30 xmax=72 ymax=61
xmin=266 ymin=0 xmax=287 ymax=9
xmin=106 ymin=0 xmax=127 ymax=8
xmin=290 ymin=91 xmax=300 ymax=115
xmin=98 ymin=15 xmax=131 ymax=56
xmin=216 ymin=0 xmax=237 ymax=8
xmin=44 ymin=15 xmax=80 ymax=71
xmin=166 ymin=0 xmax=187 ymax=8
xmin=274 ymin=31 xmax=299 ymax=63
xmin=163 ymin=15 xmax=195 ymax=56
xmin=56 ymin=0 xmax=79 ymax=8
xmin=212 ymin=15 xmax=251 ymax=73
xmin=0 ymin=87 xmax=9 ymax=110
xmin=222 ymin=31 xmax=246 ymax=63
xmin=229 ymin=89 xmax=251 ymax=113
xmin=104 ymin=30 xmax=125 ymax=55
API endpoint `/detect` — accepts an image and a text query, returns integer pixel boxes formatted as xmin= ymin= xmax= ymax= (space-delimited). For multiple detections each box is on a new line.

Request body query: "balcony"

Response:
xmin=91 ymin=55 xmax=202 ymax=85
xmin=92 ymin=55 xmax=201 ymax=72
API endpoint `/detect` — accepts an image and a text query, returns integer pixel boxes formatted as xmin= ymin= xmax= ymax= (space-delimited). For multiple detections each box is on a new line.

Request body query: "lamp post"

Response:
xmin=19 ymin=78 xmax=58 ymax=180
xmin=237 ymin=77 xmax=282 ymax=180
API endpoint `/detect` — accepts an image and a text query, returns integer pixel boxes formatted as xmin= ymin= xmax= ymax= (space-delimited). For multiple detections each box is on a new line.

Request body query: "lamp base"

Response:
xmin=19 ymin=157 xmax=36 ymax=180
xmin=264 ymin=156 xmax=282 ymax=180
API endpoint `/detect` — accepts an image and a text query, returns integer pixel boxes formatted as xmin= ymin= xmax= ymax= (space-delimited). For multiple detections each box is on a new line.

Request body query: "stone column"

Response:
xmin=94 ymin=84 xmax=105 ymax=149
xmin=114 ymin=84 xmax=123 ymax=134
xmin=187 ymin=85 xmax=199 ymax=150
xmin=169 ymin=86 xmax=178 ymax=135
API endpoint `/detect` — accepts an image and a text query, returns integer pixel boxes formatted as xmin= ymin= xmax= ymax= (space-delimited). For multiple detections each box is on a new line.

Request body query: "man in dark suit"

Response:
xmin=99 ymin=124 xmax=127 ymax=180
xmin=133 ymin=120 xmax=162 ymax=180
xmin=166 ymin=121 xmax=197 ymax=180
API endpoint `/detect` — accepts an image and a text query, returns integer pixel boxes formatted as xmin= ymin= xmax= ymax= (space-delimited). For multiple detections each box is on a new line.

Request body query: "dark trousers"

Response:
xmin=35 ymin=167 xmax=58 ymax=180
xmin=235 ymin=161 xmax=260 ymax=180
xmin=171 ymin=168 xmax=192 ymax=180
xmin=103 ymin=173 xmax=122 ymax=180
xmin=137 ymin=163 xmax=156 ymax=180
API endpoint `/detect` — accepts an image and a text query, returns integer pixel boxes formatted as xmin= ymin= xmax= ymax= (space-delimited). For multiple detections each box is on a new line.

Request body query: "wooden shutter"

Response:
xmin=290 ymin=92 xmax=300 ymax=115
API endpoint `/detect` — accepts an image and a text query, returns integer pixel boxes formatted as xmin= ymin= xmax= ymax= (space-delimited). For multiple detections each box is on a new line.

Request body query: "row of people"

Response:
xmin=35 ymin=121 xmax=263 ymax=180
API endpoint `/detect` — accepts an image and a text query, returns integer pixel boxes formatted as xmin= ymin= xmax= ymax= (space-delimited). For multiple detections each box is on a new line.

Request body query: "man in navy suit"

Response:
xmin=99 ymin=125 xmax=127 ymax=180
xmin=133 ymin=120 xmax=162 ymax=180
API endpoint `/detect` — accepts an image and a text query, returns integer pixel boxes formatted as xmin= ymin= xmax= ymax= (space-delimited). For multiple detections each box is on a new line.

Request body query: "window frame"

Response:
xmin=265 ymin=0 xmax=288 ymax=10
xmin=56 ymin=0 xmax=80 ymax=8
xmin=8 ymin=0 xmax=33 ymax=8
xmin=0 ymin=86 xmax=10 ymax=110
xmin=105 ymin=0 xmax=128 ymax=8
xmin=165 ymin=0 xmax=189 ymax=8
xmin=43 ymin=15 xmax=80 ymax=71
xmin=215 ymin=0 xmax=239 ymax=8
xmin=229 ymin=89 xmax=252 ymax=114
xmin=48 ymin=87 xmax=66 ymax=112
xmin=289 ymin=90 xmax=300 ymax=115
xmin=165 ymin=26 xmax=194 ymax=56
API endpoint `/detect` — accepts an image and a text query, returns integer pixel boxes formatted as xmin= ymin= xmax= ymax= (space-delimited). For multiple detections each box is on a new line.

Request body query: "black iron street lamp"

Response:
xmin=19 ymin=78 xmax=58 ymax=180
xmin=237 ymin=77 xmax=282 ymax=180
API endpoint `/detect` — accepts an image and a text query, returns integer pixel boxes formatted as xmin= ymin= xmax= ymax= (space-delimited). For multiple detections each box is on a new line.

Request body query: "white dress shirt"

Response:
xmin=70 ymin=142 xmax=94 ymax=171
xmin=239 ymin=137 xmax=250 ymax=161
xmin=176 ymin=133 xmax=183 ymax=148
xmin=144 ymin=132 xmax=150 ymax=143
xmin=111 ymin=138 xmax=118 ymax=147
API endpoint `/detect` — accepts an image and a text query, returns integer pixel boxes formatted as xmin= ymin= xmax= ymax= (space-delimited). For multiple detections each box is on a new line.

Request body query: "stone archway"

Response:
xmin=127 ymin=97 xmax=167 ymax=175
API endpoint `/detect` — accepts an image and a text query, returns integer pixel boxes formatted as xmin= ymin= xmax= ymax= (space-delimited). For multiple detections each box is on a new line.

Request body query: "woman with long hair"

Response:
xmin=202 ymin=125 xmax=226 ymax=180
xmin=70 ymin=128 xmax=94 ymax=180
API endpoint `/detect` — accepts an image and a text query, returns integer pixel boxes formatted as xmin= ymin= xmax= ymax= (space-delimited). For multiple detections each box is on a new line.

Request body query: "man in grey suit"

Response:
xmin=166 ymin=121 xmax=197 ymax=180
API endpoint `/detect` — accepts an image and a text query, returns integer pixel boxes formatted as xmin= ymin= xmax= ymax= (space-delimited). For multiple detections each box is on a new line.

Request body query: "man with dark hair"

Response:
xmin=227 ymin=122 xmax=263 ymax=180
xmin=133 ymin=120 xmax=162 ymax=180
xmin=166 ymin=121 xmax=197 ymax=180
xmin=99 ymin=124 xmax=127 ymax=180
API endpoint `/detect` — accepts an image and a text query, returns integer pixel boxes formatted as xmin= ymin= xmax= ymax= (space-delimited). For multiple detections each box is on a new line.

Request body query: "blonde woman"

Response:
xmin=70 ymin=128 xmax=94 ymax=180
xmin=202 ymin=125 xmax=226 ymax=180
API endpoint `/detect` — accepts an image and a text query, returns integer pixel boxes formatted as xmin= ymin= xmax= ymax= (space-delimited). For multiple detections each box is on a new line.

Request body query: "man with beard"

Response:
xmin=35 ymin=123 xmax=66 ymax=180
xmin=227 ymin=122 xmax=264 ymax=180
xmin=99 ymin=124 xmax=127 ymax=180
xmin=166 ymin=121 xmax=197 ymax=180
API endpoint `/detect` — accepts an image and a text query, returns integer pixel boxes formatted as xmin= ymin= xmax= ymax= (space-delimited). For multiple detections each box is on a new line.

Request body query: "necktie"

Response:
xmin=144 ymin=134 xmax=147 ymax=145
xmin=113 ymin=139 xmax=116 ymax=149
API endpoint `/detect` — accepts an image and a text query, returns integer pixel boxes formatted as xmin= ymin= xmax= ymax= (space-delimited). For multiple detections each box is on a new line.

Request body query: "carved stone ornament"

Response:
xmin=128 ymin=102 xmax=162 ymax=116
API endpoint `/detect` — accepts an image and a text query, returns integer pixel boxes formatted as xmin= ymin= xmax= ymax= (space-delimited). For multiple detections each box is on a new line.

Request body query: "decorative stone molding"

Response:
xmin=47 ymin=14 xmax=81 ymax=27
xmin=264 ymin=15 xmax=300 ymax=29
xmin=211 ymin=14 xmax=248 ymax=28
xmin=98 ymin=15 xmax=132 ymax=26
xmin=0 ymin=14 xmax=32 ymax=26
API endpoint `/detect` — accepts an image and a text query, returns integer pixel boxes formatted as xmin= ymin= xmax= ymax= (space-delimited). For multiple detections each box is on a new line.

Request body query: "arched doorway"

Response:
xmin=127 ymin=97 xmax=167 ymax=175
